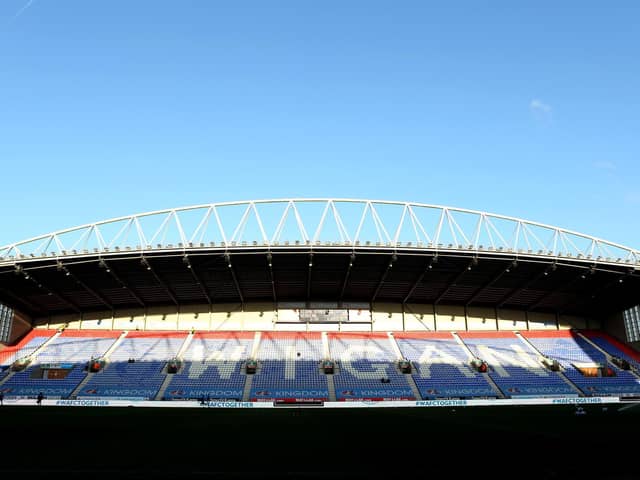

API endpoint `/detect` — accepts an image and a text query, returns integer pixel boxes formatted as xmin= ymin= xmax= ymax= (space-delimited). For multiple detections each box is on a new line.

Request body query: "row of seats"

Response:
xmin=1 ymin=329 xmax=639 ymax=400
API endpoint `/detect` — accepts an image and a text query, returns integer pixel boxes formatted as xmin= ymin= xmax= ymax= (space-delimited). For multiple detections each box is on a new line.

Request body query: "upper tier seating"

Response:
xmin=250 ymin=332 xmax=328 ymax=401
xmin=395 ymin=333 xmax=495 ymax=399
xmin=330 ymin=334 xmax=414 ymax=400
xmin=164 ymin=332 xmax=253 ymax=401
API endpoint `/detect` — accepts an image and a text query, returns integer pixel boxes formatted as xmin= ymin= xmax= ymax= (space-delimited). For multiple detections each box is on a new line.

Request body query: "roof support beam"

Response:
xmin=183 ymin=256 xmax=212 ymax=306
xmin=225 ymin=254 xmax=244 ymax=306
xmin=403 ymin=256 xmax=437 ymax=305
xmin=466 ymin=261 xmax=513 ymax=307
xmin=61 ymin=265 xmax=114 ymax=312
xmin=574 ymin=270 xmax=635 ymax=315
xmin=0 ymin=286 xmax=46 ymax=317
xmin=434 ymin=259 xmax=476 ymax=306
xmin=306 ymin=253 xmax=313 ymax=302
xmin=99 ymin=259 xmax=146 ymax=308
xmin=371 ymin=254 xmax=396 ymax=304
xmin=339 ymin=253 xmax=356 ymax=303
xmin=141 ymin=257 xmax=179 ymax=306
xmin=496 ymin=263 xmax=554 ymax=309
xmin=267 ymin=253 xmax=277 ymax=306
xmin=25 ymin=270 xmax=82 ymax=314
xmin=526 ymin=269 xmax=589 ymax=312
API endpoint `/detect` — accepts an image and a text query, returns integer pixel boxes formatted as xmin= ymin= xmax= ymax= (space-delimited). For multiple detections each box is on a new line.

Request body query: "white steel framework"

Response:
xmin=1 ymin=199 xmax=638 ymax=268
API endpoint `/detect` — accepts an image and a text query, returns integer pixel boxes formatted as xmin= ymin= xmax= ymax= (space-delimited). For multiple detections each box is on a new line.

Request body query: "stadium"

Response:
xmin=1 ymin=198 xmax=640 ymax=479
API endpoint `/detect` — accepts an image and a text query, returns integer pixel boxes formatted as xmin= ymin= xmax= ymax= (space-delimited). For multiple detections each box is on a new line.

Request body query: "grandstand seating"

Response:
xmin=523 ymin=331 xmax=640 ymax=397
xmin=250 ymin=332 xmax=328 ymax=401
xmin=1 ymin=328 xmax=639 ymax=401
xmin=457 ymin=332 xmax=575 ymax=397
xmin=395 ymin=332 xmax=496 ymax=399
xmin=79 ymin=332 xmax=185 ymax=400
xmin=329 ymin=333 xmax=415 ymax=400
xmin=583 ymin=330 xmax=640 ymax=372
xmin=164 ymin=332 xmax=253 ymax=401
xmin=1 ymin=330 xmax=119 ymax=398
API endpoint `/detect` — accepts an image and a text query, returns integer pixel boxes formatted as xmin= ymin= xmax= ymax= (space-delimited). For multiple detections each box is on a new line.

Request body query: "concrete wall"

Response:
xmin=278 ymin=309 xmax=299 ymax=322
xmin=467 ymin=307 xmax=497 ymax=330
xmin=145 ymin=306 xmax=180 ymax=330
xmin=177 ymin=305 xmax=210 ymax=331
xmin=340 ymin=322 xmax=372 ymax=332
xmin=558 ymin=315 xmax=587 ymax=330
xmin=80 ymin=311 xmax=114 ymax=330
xmin=43 ymin=314 xmax=81 ymax=330
xmin=528 ymin=312 xmax=558 ymax=330
xmin=435 ymin=305 xmax=466 ymax=331
xmin=497 ymin=309 xmax=527 ymax=331
xmin=404 ymin=304 xmax=435 ymax=331
xmin=371 ymin=303 xmax=403 ymax=331
xmin=113 ymin=309 xmax=145 ymax=331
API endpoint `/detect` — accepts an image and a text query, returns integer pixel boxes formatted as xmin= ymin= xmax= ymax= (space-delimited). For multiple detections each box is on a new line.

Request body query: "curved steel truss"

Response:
xmin=1 ymin=199 xmax=638 ymax=267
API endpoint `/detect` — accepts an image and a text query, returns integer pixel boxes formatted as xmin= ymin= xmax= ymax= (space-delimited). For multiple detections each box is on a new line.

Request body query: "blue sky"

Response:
xmin=1 ymin=1 xmax=639 ymax=248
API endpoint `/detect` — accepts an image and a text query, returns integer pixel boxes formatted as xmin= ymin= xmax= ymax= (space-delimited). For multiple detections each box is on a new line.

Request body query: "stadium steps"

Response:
xmin=386 ymin=332 xmax=404 ymax=360
xmin=72 ymin=331 xmax=130 ymax=399
xmin=576 ymin=331 xmax=640 ymax=380
xmin=69 ymin=371 xmax=95 ymax=399
xmin=0 ymin=370 xmax=16 ymax=387
xmin=451 ymin=331 xmax=475 ymax=361
xmin=575 ymin=331 xmax=613 ymax=359
xmin=326 ymin=372 xmax=336 ymax=401
xmin=240 ymin=331 xmax=262 ymax=401
xmin=175 ymin=331 xmax=195 ymax=360
xmin=155 ymin=369 xmax=175 ymax=401
xmin=453 ymin=332 xmax=505 ymax=398
xmin=321 ymin=332 xmax=330 ymax=359
xmin=30 ymin=330 xmax=63 ymax=360
xmin=250 ymin=331 xmax=262 ymax=359
xmin=515 ymin=332 xmax=586 ymax=397
xmin=102 ymin=331 xmax=129 ymax=360
xmin=242 ymin=370 xmax=253 ymax=402
xmin=388 ymin=332 xmax=422 ymax=400
xmin=482 ymin=371 xmax=506 ymax=398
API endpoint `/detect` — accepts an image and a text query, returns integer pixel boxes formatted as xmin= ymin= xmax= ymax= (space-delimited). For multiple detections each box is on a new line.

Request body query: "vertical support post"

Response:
xmin=433 ymin=304 xmax=437 ymax=331
xmin=464 ymin=305 xmax=469 ymax=332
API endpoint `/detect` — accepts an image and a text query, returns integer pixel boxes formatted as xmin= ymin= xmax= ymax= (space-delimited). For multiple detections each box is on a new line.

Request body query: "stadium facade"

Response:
xmin=1 ymin=199 xmax=639 ymax=406
xmin=1 ymin=199 xmax=639 ymax=337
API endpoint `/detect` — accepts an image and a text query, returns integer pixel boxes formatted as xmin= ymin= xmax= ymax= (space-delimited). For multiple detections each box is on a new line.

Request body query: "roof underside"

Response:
xmin=1 ymin=249 xmax=638 ymax=319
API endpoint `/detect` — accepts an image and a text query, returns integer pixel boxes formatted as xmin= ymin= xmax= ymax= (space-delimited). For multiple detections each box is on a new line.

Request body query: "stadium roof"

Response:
xmin=1 ymin=199 xmax=639 ymax=319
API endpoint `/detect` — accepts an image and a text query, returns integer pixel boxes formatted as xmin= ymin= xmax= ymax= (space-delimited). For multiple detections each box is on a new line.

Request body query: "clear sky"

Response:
xmin=1 ymin=1 xmax=639 ymax=248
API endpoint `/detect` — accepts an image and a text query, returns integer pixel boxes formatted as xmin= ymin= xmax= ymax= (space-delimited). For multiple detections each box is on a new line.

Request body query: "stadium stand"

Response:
xmin=250 ymin=332 xmax=328 ymax=401
xmin=395 ymin=332 xmax=496 ymax=399
xmin=2 ymin=328 xmax=640 ymax=402
xmin=163 ymin=331 xmax=254 ymax=401
xmin=78 ymin=331 xmax=185 ymax=400
xmin=457 ymin=331 xmax=576 ymax=397
xmin=329 ymin=333 xmax=415 ymax=400
xmin=0 ymin=330 xmax=119 ymax=398
xmin=583 ymin=330 xmax=640 ymax=373
xmin=523 ymin=330 xmax=640 ymax=397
